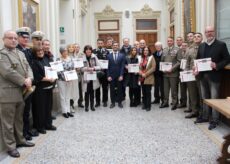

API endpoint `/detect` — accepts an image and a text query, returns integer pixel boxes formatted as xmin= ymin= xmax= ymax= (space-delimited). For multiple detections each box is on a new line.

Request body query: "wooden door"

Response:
xmin=136 ymin=33 xmax=157 ymax=53
xmin=98 ymin=33 xmax=120 ymax=46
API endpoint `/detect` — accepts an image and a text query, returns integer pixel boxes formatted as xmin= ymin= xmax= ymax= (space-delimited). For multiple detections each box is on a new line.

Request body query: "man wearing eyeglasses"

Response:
xmin=194 ymin=26 xmax=230 ymax=130
xmin=0 ymin=30 xmax=35 ymax=158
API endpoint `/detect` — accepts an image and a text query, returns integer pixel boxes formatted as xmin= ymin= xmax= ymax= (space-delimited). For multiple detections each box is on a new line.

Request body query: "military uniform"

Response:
xmin=160 ymin=46 xmax=180 ymax=109
xmin=0 ymin=47 xmax=33 ymax=151
xmin=185 ymin=44 xmax=201 ymax=116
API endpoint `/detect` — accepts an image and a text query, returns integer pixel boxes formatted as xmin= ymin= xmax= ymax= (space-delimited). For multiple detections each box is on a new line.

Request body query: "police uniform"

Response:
xmin=0 ymin=47 xmax=33 ymax=151
xmin=93 ymin=48 xmax=109 ymax=107
xmin=160 ymin=46 xmax=180 ymax=110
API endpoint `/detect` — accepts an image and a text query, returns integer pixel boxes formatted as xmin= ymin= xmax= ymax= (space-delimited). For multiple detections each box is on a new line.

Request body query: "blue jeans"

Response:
xmin=200 ymin=74 xmax=220 ymax=122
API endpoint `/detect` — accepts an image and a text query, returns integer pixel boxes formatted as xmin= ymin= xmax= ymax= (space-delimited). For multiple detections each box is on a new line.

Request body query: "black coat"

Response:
xmin=120 ymin=45 xmax=131 ymax=56
xmin=153 ymin=50 xmax=163 ymax=76
xmin=124 ymin=56 xmax=139 ymax=88
xmin=197 ymin=39 xmax=230 ymax=82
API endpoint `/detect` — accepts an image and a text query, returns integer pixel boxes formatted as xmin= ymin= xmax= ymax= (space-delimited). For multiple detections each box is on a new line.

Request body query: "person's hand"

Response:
xmin=141 ymin=73 xmax=146 ymax=78
xmin=49 ymin=78 xmax=55 ymax=83
xmin=211 ymin=62 xmax=216 ymax=69
xmin=192 ymin=66 xmax=199 ymax=76
xmin=24 ymin=78 xmax=32 ymax=87
xmin=166 ymin=68 xmax=172 ymax=73
xmin=118 ymin=76 xmax=123 ymax=81
xmin=88 ymin=67 xmax=94 ymax=72
xmin=108 ymin=77 xmax=112 ymax=81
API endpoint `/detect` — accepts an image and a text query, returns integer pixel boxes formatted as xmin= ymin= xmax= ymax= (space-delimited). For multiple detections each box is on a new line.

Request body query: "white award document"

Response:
xmin=194 ymin=58 xmax=212 ymax=72
xmin=64 ymin=70 xmax=78 ymax=81
xmin=180 ymin=59 xmax=187 ymax=70
xmin=99 ymin=60 xmax=108 ymax=69
xmin=160 ymin=62 xmax=172 ymax=71
xmin=45 ymin=66 xmax=58 ymax=79
xmin=128 ymin=64 xmax=139 ymax=73
xmin=84 ymin=72 xmax=97 ymax=81
xmin=73 ymin=58 xmax=84 ymax=68
xmin=50 ymin=61 xmax=64 ymax=72
xmin=180 ymin=70 xmax=195 ymax=82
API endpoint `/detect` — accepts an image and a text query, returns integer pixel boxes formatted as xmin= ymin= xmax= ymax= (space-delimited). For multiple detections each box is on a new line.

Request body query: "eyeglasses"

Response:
xmin=205 ymin=31 xmax=214 ymax=33
xmin=5 ymin=37 xmax=18 ymax=40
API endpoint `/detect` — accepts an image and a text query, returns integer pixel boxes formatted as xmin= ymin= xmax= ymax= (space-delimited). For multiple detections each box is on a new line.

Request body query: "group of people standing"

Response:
xmin=0 ymin=25 xmax=230 ymax=158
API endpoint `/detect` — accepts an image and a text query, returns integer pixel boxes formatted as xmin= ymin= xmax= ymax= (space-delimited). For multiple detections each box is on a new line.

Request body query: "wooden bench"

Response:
xmin=204 ymin=99 xmax=230 ymax=164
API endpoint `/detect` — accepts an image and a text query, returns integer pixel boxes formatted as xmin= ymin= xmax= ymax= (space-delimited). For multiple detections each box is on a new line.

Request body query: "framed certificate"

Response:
xmin=180 ymin=59 xmax=187 ymax=70
xmin=180 ymin=70 xmax=195 ymax=82
xmin=50 ymin=61 xmax=64 ymax=72
xmin=64 ymin=70 xmax=78 ymax=81
xmin=73 ymin=58 xmax=84 ymax=68
xmin=194 ymin=58 xmax=212 ymax=72
xmin=99 ymin=60 xmax=108 ymax=69
xmin=160 ymin=62 xmax=172 ymax=71
xmin=128 ymin=64 xmax=139 ymax=73
xmin=84 ymin=72 xmax=97 ymax=81
xmin=45 ymin=66 xmax=58 ymax=79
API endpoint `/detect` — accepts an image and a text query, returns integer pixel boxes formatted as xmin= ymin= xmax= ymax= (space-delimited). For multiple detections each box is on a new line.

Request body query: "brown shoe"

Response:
xmin=8 ymin=149 xmax=20 ymax=158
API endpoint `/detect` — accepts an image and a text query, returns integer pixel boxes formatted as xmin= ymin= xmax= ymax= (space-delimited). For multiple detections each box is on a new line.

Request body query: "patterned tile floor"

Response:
xmin=1 ymin=102 xmax=221 ymax=164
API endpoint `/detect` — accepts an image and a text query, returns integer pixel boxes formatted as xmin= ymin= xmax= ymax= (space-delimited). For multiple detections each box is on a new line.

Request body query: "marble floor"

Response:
xmin=0 ymin=100 xmax=225 ymax=164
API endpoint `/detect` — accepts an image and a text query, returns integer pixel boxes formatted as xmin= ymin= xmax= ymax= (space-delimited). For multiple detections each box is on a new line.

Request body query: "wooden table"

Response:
xmin=204 ymin=99 xmax=230 ymax=163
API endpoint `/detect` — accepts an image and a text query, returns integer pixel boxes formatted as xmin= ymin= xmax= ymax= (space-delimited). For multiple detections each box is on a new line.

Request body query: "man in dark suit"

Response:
xmin=107 ymin=41 xmax=125 ymax=108
xmin=194 ymin=26 xmax=230 ymax=130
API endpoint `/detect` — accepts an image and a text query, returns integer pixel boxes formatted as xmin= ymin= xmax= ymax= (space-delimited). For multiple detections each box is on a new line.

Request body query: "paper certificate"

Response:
xmin=180 ymin=59 xmax=187 ymax=70
xmin=50 ymin=61 xmax=64 ymax=72
xmin=180 ymin=70 xmax=195 ymax=82
xmin=99 ymin=60 xmax=108 ymax=69
xmin=73 ymin=58 xmax=84 ymax=68
xmin=160 ymin=62 xmax=172 ymax=71
xmin=64 ymin=70 xmax=78 ymax=81
xmin=45 ymin=66 xmax=58 ymax=79
xmin=84 ymin=72 xmax=97 ymax=81
xmin=194 ymin=58 xmax=212 ymax=72
xmin=128 ymin=64 xmax=139 ymax=73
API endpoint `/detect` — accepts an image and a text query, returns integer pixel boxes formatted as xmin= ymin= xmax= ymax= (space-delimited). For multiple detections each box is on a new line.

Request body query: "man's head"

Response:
xmin=74 ymin=43 xmax=80 ymax=53
xmin=31 ymin=31 xmax=44 ymax=47
xmin=139 ymin=39 xmax=146 ymax=48
xmin=155 ymin=41 xmax=162 ymax=51
xmin=133 ymin=41 xmax=140 ymax=49
xmin=42 ymin=39 xmax=50 ymax=52
xmin=181 ymin=42 xmax=188 ymax=51
xmin=106 ymin=37 xmax=113 ymax=48
xmin=205 ymin=26 xmax=215 ymax=42
xmin=3 ymin=30 xmax=18 ymax=49
xmin=194 ymin=32 xmax=203 ymax=44
xmin=112 ymin=41 xmax=119 ymax=52
xmin=97 ymin=38 xmax=104 ymax=49
xmin=187 ymin=32 xmax=194 ymax=43
xmin=176 ymin=37 xmax=183 ymax=47
xmin=123 ymin=38 xmax=130 ymax=47
xmin=16 ymin=27 xmax=31 ymax=48
xmin=167 ymin=37 xmax=174 ymax=47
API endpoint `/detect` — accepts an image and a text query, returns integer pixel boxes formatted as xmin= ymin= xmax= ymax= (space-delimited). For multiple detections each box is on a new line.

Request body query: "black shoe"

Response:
xmin=118 ymin=103 xmax=123 ymax=108
xmin=208 ymin=122 xmax=218 ymax=130
xmin=110 ymin=103 xmax=115 ymax=108
xmin=78 ymin=104 xmax=84 ymax=108
xmin=185 ymin=112 xmax=199 ymax=119
xmin=17 ymin=141 xmax=35 ymax=148
xmin=103 ymin=102 xmax=107 ymax=107
xmin=46 ymin=125 xmax=57 ymax=131
xmin=67 ymin=112 xmax=74 ymax=117
xmin=177 ymin=104 xmax=187 ymax=108
xmin=8 ymin=149 xmax=20 ymax=158
xmin=151 ymin=100 xmax=160 ymax=104
xmin=51 ymin=116 xmax=56 ymax=120
xmin=159 ymin=104 xmax=169 ymax=108
xmin=95 ymin=103 xmax=100 ymax=107
xmin=142 ymin=105 xmax=146 ymax=110
xmin=194 ymin=118 xmax=209 ymax=124
xmin=184 ymin=109 xmax=192 ymax=113
xmin=38 ymin=129 xmax=46 ymax=134
xmin=146 ymin=108 xmax=151 ymax=111
xmin=63 ymin=113 xmax=69 ymax=118
xmin=91 ymin=107 xmax=95 ymax=111
xmin=85 ymin=108 xmax=89 ymax=112
xmin=24 ymin=134 xmax=32 ymax=141
xmin=28 ymin=129 xmax=39 ymax=137
xmin=171 ymin=105 xmax=177 ymax=110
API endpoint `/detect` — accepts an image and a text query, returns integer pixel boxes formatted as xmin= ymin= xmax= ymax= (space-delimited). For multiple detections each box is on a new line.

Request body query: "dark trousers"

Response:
xmin=179 ymin=81 xmax=187 ymax=105
xmin=95 ymin=76 xmax=108 ymax=104
xmin=129 ymin=87 xmax=140 ymax=105
xmin=154 ymin=74 xmax=164 ymax=102
xmin=78 ymin=81 xmax=84 ymax=105
xmin=110 ymin=78 xmax=123 ymax=104
xmin=32 ymin=88 xmax=53 ymax=130
xmin=142 ymin=84 xmax=152 ymax=108
xmin=85 ymin=81 xmax=94 ymax=109
xmin=23 ymin=94 xmax=32 ymax=136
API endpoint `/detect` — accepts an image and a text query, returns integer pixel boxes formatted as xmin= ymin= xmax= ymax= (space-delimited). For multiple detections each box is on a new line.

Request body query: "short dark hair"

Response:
xmin=187 ymin=32 xmax=195 ymax=35
xmin=168 ymin=36 xmax=174 ymax=40
xmin=83 ymin=45 xmax=93 ymax=53
xmin=112 ymin=41 xmax=118 ymax=46
xmin=97 ymin=38 xmax=104 ymax=42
